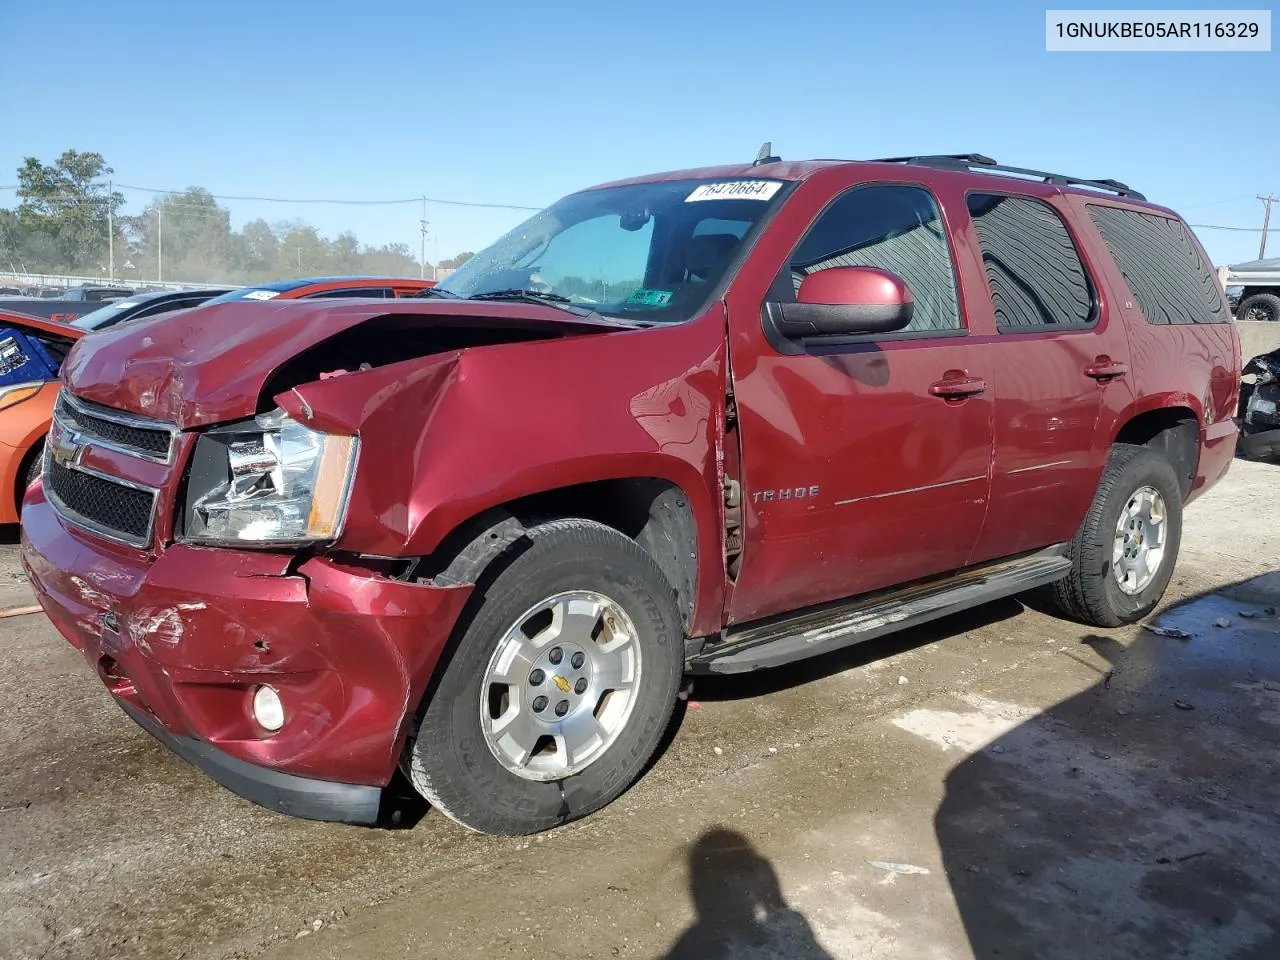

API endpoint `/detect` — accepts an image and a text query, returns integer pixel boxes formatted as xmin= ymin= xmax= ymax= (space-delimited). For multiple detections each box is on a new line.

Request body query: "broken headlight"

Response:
xmin=182 ymin=409 xmax=358 ymax=546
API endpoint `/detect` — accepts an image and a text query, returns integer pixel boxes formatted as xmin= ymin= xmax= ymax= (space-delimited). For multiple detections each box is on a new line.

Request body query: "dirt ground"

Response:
xmin=2 ymin=459 xmax=1278 ymax=960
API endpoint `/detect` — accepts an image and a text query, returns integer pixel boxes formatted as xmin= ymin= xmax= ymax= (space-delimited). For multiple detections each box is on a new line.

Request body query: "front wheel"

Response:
xmin=1048 ymin=445 xmax=1184 ymax=627
xmin=404 ymin=519 xmax=684 ymax=835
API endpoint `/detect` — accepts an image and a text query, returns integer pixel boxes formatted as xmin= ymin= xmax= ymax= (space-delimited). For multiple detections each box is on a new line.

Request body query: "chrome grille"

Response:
xmin=44 ymin=458 xmax=155 ymax=545
xmin=44 ymin=394 xmax=174 ymax=548
xmin=56 ymin=393 xmax=175 ymax=463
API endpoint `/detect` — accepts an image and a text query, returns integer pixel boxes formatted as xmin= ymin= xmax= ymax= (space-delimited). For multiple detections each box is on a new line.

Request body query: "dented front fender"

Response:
xmin=279 ymin=309 xmax=731 ymax=636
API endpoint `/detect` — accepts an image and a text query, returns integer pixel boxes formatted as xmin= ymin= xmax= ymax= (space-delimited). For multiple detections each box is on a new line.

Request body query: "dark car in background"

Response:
xmin=2 ymin=277 xmax=435 ymax=325
xmin=56 ymin=284 xmax=134 ymax=302
xmin=0 ymin=298 xmax=94 ymax=323
xmin=71 ymin=288 xmax=232 ymax=332
xmin=0 ymin=287 xmax=135 ymax=323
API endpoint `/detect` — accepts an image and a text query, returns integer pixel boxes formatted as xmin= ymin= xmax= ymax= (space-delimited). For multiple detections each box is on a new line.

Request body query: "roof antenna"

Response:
xmin=753 ymin=141 xmax=781 ymax=166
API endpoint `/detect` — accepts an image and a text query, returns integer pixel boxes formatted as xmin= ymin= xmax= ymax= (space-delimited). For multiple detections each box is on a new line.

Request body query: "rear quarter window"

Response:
xmin=305 ymin=287 xmax=393 ymax=299
xmin=1087 ymin=206 xmax=1227 ymax=325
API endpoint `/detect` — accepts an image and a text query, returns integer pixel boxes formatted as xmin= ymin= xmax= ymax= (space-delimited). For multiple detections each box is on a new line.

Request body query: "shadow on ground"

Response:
xmin=662 ymin=827 xmax=833 ymax=960
xmin=937 ymin=572 xmax=1280 ymax=959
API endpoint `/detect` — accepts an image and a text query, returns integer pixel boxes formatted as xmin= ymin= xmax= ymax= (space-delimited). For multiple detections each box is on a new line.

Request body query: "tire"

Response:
xmin=16 ymin=443 xmax=44 ymax=516
xmin=404 ymin=519 xmax=683 ymax=835
xmin=1048 ymin=445 xmax=1184 ymax=627
xmin=1238 ymin=292 xmax=1280 ymax=324
xmin=25 ymin=448 xmax=42 ymax=488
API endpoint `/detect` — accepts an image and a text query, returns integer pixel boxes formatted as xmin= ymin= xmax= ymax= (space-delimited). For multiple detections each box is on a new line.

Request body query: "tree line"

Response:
xmin=0 ymin=150 xmax=474 ymax=285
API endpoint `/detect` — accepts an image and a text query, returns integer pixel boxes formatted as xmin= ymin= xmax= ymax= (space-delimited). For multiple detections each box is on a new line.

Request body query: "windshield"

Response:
xmin=437 ymin=178 xmax=788 ymax=323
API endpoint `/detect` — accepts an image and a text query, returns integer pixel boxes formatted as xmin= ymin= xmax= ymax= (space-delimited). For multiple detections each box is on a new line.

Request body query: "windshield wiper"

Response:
xmin=463 ymin=288 xmax=641 ymax=328
xmin=467 ymin=288 xmax=575 ymax=306
xmin=408 ymin=286 xmax=461 ymax=298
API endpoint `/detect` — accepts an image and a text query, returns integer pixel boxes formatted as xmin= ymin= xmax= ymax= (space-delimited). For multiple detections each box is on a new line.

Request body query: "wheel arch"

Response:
xmin=12 ymin=435 xmax=45 ymax=519
xmin=1111 ymin=403 xmax=1200 ymax=500
xmin=409 ymin=476 xmax=703 ymax=633
xmin=0 ymin=386 xmax=59 ymax=524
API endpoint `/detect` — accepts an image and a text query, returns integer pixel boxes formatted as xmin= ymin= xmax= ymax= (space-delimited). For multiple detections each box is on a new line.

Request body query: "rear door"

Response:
xmin=955 ymin=190 xmax=1135 ymax=563
xmin=726 ymin=175 xmax=996 ymax=624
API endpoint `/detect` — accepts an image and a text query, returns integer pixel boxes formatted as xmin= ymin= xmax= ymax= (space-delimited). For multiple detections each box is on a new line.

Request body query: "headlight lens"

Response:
xmin=184 ymin=409 xmax=358 ymax=545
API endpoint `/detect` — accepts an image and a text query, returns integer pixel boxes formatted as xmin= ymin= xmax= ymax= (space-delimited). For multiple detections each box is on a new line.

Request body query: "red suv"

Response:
xmin=21 ymin=153 xmax=1239 ymax=835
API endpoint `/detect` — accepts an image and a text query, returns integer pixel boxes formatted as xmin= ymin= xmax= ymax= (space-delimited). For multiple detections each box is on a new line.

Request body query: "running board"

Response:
xmin=690 ymin=546 xmax=1071 ymax=675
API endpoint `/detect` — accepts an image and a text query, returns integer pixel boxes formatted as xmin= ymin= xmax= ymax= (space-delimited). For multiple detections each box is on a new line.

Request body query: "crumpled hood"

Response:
xmin=63 ymin=298 xmax=622 ymax=429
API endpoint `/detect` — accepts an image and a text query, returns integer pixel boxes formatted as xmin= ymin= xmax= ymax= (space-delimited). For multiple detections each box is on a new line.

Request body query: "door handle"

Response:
xmin=1085 ymin=358 xmax=1129 ymax=381
xmin=929 ymin=377 xmax=987 ymax=400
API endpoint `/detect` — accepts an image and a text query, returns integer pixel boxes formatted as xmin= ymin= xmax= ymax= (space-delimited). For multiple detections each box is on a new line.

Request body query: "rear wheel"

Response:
xmin=1238 ymin=292 xmax=1280 ymax=323
xmin=1048 ymin=445 xmax=1183 ymax=627
xmin=404 ymin=519 xmax=684 ymax=835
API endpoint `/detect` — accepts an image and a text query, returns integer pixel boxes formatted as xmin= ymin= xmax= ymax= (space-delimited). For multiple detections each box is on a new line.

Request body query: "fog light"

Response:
xmin=252 ymin=685 xmax=285 ymax=732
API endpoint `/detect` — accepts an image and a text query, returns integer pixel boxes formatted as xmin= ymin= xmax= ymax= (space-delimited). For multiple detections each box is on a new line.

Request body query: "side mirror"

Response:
xmin=770 ymin=266 xmax=914 ymax=338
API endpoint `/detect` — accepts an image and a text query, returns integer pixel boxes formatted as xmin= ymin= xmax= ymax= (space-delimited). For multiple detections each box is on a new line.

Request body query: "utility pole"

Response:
xmin=157 ymin=203 xmax=163 ymax=283
xmin=419 ymin=197 xmax=429 ymax=280
xmin=108 ymin=179 xmax=115 ymax=281
xmin=1259 ymin=194 xmax=1277 ymax=260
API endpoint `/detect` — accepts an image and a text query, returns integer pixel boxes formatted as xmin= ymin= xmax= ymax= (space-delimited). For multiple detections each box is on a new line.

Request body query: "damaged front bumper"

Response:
xmin=21 ymin=486 xmax=473 ymax=824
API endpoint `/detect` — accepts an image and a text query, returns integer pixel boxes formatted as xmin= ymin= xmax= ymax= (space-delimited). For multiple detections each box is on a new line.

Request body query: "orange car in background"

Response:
xmin=0 ymin=310 xmax=82 ymax=524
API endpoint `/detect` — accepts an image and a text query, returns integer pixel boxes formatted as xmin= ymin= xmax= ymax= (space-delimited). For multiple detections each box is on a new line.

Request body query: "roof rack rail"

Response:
xmin=873 ymin=153 xmax=999 ymax=166
xmin=869 ymin=154 xmax=1145 ymax=201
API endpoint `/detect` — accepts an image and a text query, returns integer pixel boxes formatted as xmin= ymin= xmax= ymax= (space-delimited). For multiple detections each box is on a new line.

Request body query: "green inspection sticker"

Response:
xmin=625 ymin=289 xmax=673 ymax=306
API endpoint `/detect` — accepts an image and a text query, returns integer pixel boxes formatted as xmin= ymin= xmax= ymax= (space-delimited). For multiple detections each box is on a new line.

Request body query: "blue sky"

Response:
xmin=1 ymin=0 xmax=1275 ymax=267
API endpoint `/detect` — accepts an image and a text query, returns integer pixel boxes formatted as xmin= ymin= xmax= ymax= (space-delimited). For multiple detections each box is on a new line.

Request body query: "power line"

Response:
xmin=5 ymin=184 xmax=1278 ymax=237
xmin=1174 ymin=195 xmax=1257 ymax=210
xmin=117 ymin=183 xmax=542 ymax=211
xmin=0 ymin=182 xmax=542 ymax=211
xmin=1189 ymin=223 xmax=1280 ymax=232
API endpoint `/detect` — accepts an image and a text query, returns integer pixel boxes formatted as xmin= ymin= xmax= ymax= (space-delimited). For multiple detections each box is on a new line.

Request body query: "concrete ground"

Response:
xmin=2 ymin=460 xmax=1278 ymax=960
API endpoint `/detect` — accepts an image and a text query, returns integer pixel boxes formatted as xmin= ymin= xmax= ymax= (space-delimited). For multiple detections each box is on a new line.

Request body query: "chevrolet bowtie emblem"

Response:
xmin=552 ymin=675 xmax=572 ymax=694
xmin=50 ymin=425 xmax=85 ymax=468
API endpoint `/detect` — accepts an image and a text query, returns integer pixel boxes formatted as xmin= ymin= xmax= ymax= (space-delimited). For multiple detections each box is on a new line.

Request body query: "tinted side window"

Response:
xmin=1087 ymin=206 xmax=1227 ymax=325
xmin=134 ymin=296 xmax=207 ymax=320
xmin=306 ymin=287 xmax=393 ymax=299
xmin=788 ymin=185 xmax=961 ymax=333
xmin=134 ymin=302 xmax=179 ymax=320
xmin=966 ymin=194 xmax=1094 ymax=331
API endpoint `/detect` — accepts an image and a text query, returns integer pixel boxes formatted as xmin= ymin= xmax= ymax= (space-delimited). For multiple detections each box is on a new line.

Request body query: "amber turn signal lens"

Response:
xmin=0 ymin=382 xmax=43 ymax=412
xmin=306 ymin=434 xmax=358 ymax=539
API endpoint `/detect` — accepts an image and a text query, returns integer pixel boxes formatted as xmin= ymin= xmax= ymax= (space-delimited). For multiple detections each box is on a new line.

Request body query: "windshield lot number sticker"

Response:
xmin=626 ymin=289 xmax=673 ymax=306
xmin=686 ymin=180 xmax=783 ymax=203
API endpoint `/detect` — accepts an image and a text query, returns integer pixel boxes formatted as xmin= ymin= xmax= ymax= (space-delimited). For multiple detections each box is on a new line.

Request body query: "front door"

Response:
xmin=725 ymin=177 xmax=995 ymax=625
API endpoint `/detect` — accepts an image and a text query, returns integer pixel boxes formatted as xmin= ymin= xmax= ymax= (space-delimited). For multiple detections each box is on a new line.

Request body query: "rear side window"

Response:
xmin=788 ymin=184 xmax=961 ymax=334
xmin=966 ymin=194 xmax=1094 ymax=331
xmin=1087 ymin=206 xmax=1227 ymax=325
xmin=306 ymin=287 xmax=393 ymax=299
